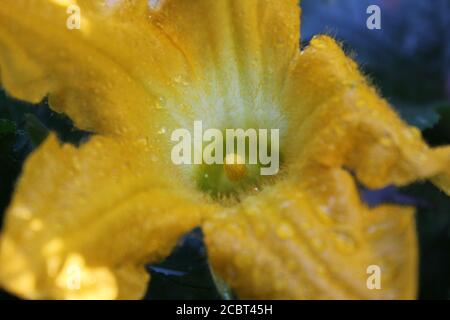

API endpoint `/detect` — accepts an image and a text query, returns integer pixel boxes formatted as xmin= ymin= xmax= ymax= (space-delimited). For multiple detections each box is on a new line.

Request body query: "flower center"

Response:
xmin=195 ymin=130 xmax=281 ymax=201
xmin=223 ymin=153 xmax=247 ymax=181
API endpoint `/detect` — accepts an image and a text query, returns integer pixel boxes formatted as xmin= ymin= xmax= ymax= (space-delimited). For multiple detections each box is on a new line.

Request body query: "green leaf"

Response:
xmin=394 ymin=101 xmax=450 ymax=131
xmin=0 ymin=119 xmax=17 ymax=136
xmin=24 ymin=113 xmax=49 ymax=147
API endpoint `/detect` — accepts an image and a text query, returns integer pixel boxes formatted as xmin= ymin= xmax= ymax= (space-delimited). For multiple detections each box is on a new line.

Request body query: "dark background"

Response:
xmin=1 ymin=0 xmax=449 ymax=299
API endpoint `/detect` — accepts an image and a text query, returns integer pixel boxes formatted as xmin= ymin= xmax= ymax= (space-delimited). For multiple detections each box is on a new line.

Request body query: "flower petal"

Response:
xmin=203 ymin=172 xmax=417 ymax=299
xmin=283 ymin=36 xmax=450 ymax=193
xmin=0 ymin=0 xmax=191 ymax=136
xmin=0 ymin=134 xmax=209 ymax=299
xmin=151 ymin=0 xmax=300 ymax=128
xmin=431 ymin=147 xmax=450 ymax=196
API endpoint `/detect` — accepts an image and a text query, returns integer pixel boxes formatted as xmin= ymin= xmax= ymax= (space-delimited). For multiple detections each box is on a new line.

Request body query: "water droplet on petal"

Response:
xmin=311 ymin=237 xmax=325 ymax=252
xmin=148 ymin=0 xmax=164 ymax=10
xmin=137 ymin=137 xmax=149 ymax=148
xmin=310 ymin=36 xmax=326 ymax=49
xmin=73 ymin=159 xmax=82 ymax=171
xmin=332 ymin=231 xmax=357 ymax=254
xmin=276 ymin=222 xmax=294 ymax=240
xmin=156 ymin=96 xmax=166 ymax=110
xmin=280 ymin=200 xmax=293 ymax=209
xmin=12 ymin=205 xmax=32 ymax=220
xmin=173 ymin=74 xmax=189 ymax=86
xmin=30 ymin=218 xmax=43 ymax=232
xmin=379 ymin=136 xmax=393 ymax=147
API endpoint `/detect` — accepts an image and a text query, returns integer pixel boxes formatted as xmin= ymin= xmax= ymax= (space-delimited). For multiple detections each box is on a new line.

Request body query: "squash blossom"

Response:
xmin=0 ymin=0 xmax=449 ymax=300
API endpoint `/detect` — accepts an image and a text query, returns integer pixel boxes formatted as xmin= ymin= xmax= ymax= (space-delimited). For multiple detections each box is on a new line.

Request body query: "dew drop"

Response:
xmin=174 ymin=75 xmax=182 ymax=83
xmin=274 ymin=280 xmax=286 ymax=292
xmin=311 ymin=237 xmax=325 ymax=252
xmin=332 ymin=231 xmax=357 ymax=254
xmin=379 ymin=136 xmax=392 ymax=147
xmin=173 ymin=74 xmax=188 ymax=86
xmin=30 ymin=218 xmax=43 ymax=232
xmin=299 ymin=221 xmax=311 ymax=231
xmin=280 ymin=200 xmax=293 ymax=209
xmin=148 ymin=0 xmax=163 ymax=10
xmin=12 ymin=205 xmax=32 ymax=220
xmin=73 ymin=159 xmax=82 ymax=171
xmin=157 ymin=127 xmax=167 ymax=135
xmin=276 ymin=222 xmax=294 ymax=240
xmin=319 ymin=205 xmax=331 ymax=216
xmin=156 ymin=96 xmax=166 ymax=109
xmin=137 ymin=137 xmax=149 ymax=147
xmin=310 ymin=36 xmax=326 ymax=49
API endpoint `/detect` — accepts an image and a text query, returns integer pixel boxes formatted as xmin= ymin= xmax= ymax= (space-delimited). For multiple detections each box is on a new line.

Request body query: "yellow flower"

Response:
xmin=0 ymin=0 xmax=449 ymax=300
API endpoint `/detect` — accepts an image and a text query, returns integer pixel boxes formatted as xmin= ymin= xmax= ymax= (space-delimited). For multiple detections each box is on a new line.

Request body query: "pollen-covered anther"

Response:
xmin=223 ymin=153 xmax=247 ymax=181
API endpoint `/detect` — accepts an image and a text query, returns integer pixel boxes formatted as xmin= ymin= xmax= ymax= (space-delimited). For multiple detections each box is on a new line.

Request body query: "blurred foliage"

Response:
xmin=407 ymin=183 xmax=450 ymax=299
xmin=302 ymin=0 xmax=450 ymax=101
xmin=302 ymin=0 xmax=450 ymax=130
xmin=1 ymin=0 xmax=450 ymax=299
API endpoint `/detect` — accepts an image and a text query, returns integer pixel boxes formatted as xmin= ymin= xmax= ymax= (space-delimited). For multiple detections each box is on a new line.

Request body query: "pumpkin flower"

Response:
xmin=0 ymin=0 xmax=449 ymax=300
